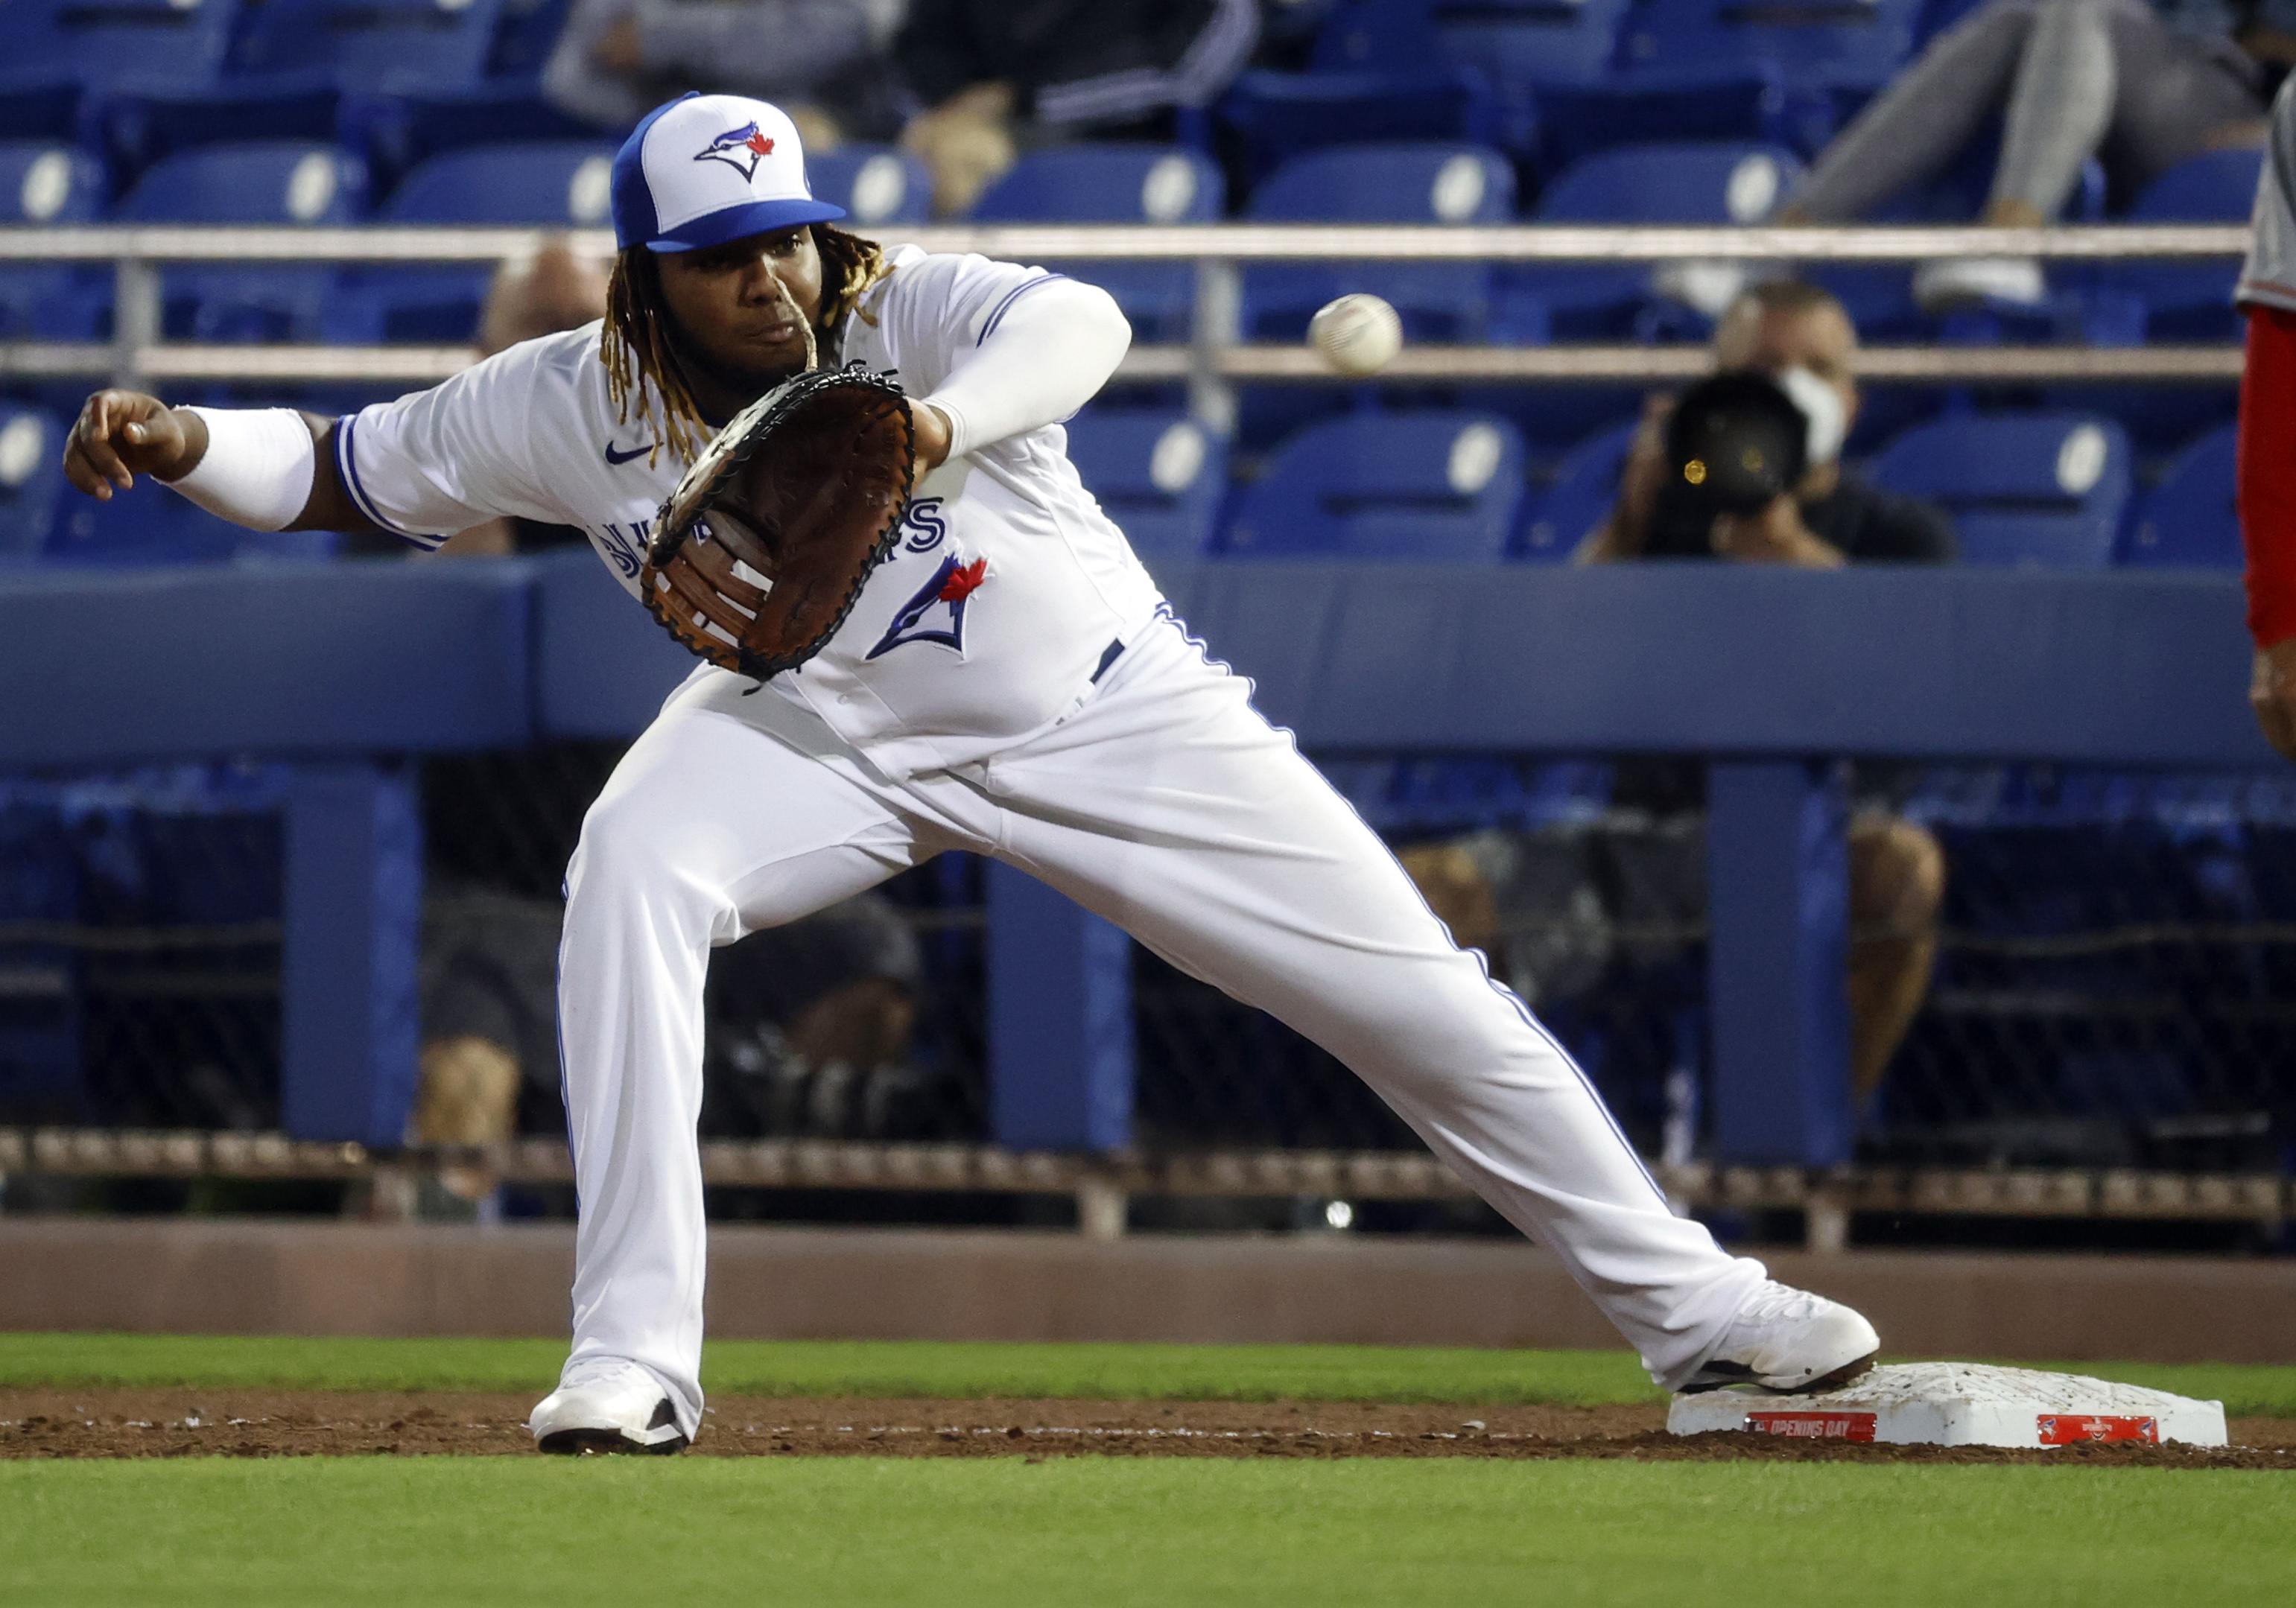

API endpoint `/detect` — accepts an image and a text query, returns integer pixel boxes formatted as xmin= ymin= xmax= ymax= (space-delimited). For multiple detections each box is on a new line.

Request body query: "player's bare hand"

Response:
xmin=63 ymin=390 xmax=202 ymax=500
xmin=913 ymin=402 xmax=954 ymax=474
xmin=2251 ymin=638 xmax=2296 ymax=761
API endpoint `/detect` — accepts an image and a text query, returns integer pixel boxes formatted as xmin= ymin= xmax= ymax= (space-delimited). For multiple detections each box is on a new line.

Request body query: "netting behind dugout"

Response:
xmin=1 ymin=746 xmax=2292 ymax=1175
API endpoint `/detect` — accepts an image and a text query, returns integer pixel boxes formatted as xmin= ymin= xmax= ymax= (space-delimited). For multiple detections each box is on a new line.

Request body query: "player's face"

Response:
xmin=656 ymin=226 xmax=827 ymax=387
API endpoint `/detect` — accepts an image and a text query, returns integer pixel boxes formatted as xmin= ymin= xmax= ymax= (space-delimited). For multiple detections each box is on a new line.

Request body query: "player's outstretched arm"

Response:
xmin=922 ymin=278 xmax=1130 ymax=460
xmin=63 ymin=390 xmax=382 ymax=535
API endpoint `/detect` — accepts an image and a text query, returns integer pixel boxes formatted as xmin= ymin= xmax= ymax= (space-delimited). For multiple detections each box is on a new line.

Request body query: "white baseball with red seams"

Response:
xmin=290 ymin=93 xmax=1877 ymax=1448
xmin=1667 ymin=1362 xmax=2229 ymax=1448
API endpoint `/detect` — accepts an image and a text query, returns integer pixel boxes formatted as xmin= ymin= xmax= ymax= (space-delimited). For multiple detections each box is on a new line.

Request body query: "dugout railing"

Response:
xmin=0 ymin=221 xmax=2283 ymax=1250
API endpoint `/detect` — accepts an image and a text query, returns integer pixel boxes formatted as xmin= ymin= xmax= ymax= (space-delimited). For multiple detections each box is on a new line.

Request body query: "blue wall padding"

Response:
xmin=0 ymin=554 xmax=2270 ymax=767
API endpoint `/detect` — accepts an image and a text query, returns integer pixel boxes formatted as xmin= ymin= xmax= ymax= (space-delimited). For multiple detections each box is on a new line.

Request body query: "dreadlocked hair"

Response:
xmin=600 ymin=223 xmax=895 ymax=468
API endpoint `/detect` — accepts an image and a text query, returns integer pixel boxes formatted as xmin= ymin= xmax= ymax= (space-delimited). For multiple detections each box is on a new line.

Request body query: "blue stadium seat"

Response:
xmin=1518 ymin=418 xmax=1638 ymax=561
xmin=43 ymin=474 xmax=338 ymax=564
xmin=1868 ymin=413 xmax=2131 ymax=568
xmin=231 ymin=0 xmax=509 ymax=93
xmin=1218 ymin=69 xmax=1496 ymax=188
xmin=1513 ymin=142 xmax=1804 ymax=340
xmin=487 ymin=0 xmax=575 ymax=83
xmin=972 ymin=148 xmax=1222 ymax=342
xmin=115 ymin=143 xmax=368 ymax=344
xmin=1241 ymin=144 xmax=1513 ymax=343
xmin=1535 ymin=0 xmax=1918 ymax=168
xmin=0 ymin=0 xmax=243 ymax=90
xmin=1319 ymin=0 xmax=1627 ymax=85
xmin=2090 ymin=149 xmax=2261 ymax=343
xmin=100 ymin=0 xmax=517 ymax=188
xmin=339 ymin=87 xmax=599 ymax=199
xmin=1065 ymin=410 xmax=1229 ymax=559
xmin=1223 ymin=410 xmax=1525 ymax=560
xmin=1620 ymin=0 xmax=1920 ymax=86
xmin=809 ymin=146 xmax=931 ymax=226
xmin=0 ymin=404 xmax=66 ymax=559
xmin=2119 ymin=425 xmax=2239 ymax=571
xmin=337 ymin=141 xmax=615 ymax=343
xmin=0 ymin=143 xmax=110 ymax=341
xmin=1313 ymin=0 xmax=1629 ymax=156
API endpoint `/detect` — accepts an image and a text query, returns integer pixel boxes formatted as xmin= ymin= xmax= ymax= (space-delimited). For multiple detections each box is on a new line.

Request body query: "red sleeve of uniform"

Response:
xmin=2239 ymin=305 xmax=2296 ymax=648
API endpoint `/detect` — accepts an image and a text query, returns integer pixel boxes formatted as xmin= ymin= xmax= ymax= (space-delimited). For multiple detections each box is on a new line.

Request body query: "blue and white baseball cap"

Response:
xmin=610 ymin=92 xmax=846 ymax=253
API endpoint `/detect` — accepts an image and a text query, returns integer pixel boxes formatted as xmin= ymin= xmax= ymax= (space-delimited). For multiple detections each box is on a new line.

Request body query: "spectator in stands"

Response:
xmin=544 ymin=0 xmax=910 ymax=144
xmin=1579 ymin=282 xmax=1956 ymax=569
xmin=895 ymin=0 xmax=1260 ymax=215
xmin=1778 ymin=1 xmax=2296 ymax=310
xmin=1552 ymin=283 xmax=1951 ymax=1111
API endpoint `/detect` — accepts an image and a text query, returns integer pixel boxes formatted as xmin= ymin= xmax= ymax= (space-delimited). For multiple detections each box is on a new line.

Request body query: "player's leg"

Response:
xmin=542 ymin=684 xmax=948 ymax=1449
xmin=968 ymin=617 xmax=1868 ymax=1391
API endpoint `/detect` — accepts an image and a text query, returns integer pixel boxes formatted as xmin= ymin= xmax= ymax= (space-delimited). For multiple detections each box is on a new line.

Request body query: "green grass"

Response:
xmin=4 ymin=1334 xmax=2295 ymax=1414
xmin=1 ymin=1459 xmax=2290 ymax=1607
xmin=0 ymin=1334 xmax=1655 ymax=1405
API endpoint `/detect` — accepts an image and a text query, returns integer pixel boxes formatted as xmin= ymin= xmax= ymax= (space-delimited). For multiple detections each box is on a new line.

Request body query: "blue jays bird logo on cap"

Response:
xmin=696 ymin=122 xmax=776 ymax=182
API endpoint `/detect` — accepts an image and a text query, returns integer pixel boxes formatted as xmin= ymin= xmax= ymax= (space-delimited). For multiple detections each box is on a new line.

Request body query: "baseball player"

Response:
xmin=2240 ymin=74 xmax=2296 ymax=760
xmin=63 ymin=93 xmax=1879 ymax=1454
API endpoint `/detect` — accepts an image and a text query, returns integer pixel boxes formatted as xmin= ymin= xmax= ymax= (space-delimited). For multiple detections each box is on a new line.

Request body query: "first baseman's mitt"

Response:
xmin=644 ymin=363 xmax=916 ymax=680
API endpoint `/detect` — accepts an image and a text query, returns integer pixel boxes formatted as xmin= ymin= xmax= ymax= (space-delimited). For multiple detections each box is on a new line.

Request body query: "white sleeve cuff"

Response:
xmin=169 ymin=407 xmax=316 ymax=532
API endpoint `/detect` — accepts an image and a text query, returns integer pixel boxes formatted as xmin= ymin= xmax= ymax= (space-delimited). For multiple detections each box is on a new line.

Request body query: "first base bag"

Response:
xmin=644 ymin=363 xmax=916 ymax=680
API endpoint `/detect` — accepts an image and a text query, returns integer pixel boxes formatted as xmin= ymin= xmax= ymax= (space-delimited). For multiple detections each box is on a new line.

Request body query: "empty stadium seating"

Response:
xmin=336 ymin=140 xmax=615 ymax=344
xmin=115 ymin=142 xmax=367 ymax=344
xmin=1065 ymin=410 xmax=1229 ymax=559
xmin=1223 ymin=410 xmax=1525 ymax=561
xmin=0 ymin=404 xmax=66 ymax=559
xmin=971 ymin=147 xmax=1223 ymax=341
xmin=809 ymin=146 xmax=931 ymax=227
xmin=1241 ymin=144 xmax=1513 ymax=343
xmin=2087 ymin=148 xmax=2263 ymax=345
xmin=43 ymin=474 xmax=338 ymax=565
xmin=1512 ymin=142 xmax=1804 ymax=341
xmin=0 ymin=142 xmax=110 ymax=341
xmin=1519 ymin=418 xmax=1639 ymax=562
xmin=1868 ymin=413 xmax=2132 ymax=568
xmin=2120 ymin=424 xmax=2239 ymax=571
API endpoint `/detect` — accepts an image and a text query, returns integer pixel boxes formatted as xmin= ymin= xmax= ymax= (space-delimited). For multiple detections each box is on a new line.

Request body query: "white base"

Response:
xmin=1667 ymin=1362 xmax=2226 ymax=1449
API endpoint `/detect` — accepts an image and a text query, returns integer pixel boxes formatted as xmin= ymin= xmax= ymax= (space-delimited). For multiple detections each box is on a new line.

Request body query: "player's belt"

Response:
xmin=1090 ymin=638 xmax=1126 ymax=684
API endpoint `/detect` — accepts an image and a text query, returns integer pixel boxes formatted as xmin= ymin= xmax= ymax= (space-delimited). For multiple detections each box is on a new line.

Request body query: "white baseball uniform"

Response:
xmin=340 ymin=245 xmax=1767 ymax=1433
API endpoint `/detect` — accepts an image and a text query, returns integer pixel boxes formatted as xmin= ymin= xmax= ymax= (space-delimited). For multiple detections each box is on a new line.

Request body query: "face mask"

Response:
xmin=1775 ymin=365 xmax=1847 ymax=468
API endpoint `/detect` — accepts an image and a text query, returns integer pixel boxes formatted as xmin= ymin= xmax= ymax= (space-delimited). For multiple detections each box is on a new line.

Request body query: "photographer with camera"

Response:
xmin=1579 ymin=282 xmax=1956 ymax=570
xmin=1567 ymin=281 xmax=1956 ymax=1113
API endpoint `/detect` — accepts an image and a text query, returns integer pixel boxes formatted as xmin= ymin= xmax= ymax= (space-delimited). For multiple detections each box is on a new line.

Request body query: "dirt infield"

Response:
xmin=4 ymin=1389 xmax=2293 ymax=1466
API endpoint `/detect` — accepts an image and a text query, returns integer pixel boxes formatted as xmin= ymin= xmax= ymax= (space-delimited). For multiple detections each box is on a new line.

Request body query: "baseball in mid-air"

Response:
xmin=1310 ymin=293 xmax=1403 ymax=377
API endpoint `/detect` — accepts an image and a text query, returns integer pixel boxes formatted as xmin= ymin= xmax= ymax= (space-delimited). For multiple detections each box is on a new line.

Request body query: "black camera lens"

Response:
xmin=1664 ymin=372 xmax=1810 ymax=518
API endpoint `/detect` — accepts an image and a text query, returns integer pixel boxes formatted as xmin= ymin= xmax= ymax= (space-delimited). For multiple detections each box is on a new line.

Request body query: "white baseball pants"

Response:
xmin=555 ymin=613 xmax=1766 ymax=1432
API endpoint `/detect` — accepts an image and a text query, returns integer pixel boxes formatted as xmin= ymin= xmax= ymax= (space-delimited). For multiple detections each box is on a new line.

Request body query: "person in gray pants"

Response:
xmin=1778 ymin=1 xmax=2295 ymax=308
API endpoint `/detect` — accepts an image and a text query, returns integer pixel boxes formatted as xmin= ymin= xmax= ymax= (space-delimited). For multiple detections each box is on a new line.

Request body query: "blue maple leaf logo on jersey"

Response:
xmin=695 ymin=123 xmax=776 ymax=182
xmin=868 ymin=553 xmax=986 ymax=659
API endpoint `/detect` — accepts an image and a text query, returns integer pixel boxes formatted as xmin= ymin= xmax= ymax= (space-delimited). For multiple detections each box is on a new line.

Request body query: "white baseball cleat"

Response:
xmin=530 ymin=1360 xmax=690 ymax=1455
xmin=1674 ymin=1280 xmax=1880 ymax=1395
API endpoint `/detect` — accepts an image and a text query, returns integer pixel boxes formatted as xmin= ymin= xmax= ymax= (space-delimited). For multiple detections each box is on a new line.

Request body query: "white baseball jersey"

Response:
xmin=336 ymin=245 xmax=1164 ymax=779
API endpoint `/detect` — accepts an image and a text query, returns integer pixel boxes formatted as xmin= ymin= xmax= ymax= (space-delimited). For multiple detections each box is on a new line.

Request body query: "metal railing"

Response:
xmin=0 ymin=221 xmax=2251 ymax=391
xmin=2 ymin=1126 xmax=2285 ymax=1248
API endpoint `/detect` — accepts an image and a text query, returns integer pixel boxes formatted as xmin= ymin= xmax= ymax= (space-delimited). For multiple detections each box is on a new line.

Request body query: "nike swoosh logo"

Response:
xmin=604 ymin=441 xmax=655 ymax=465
